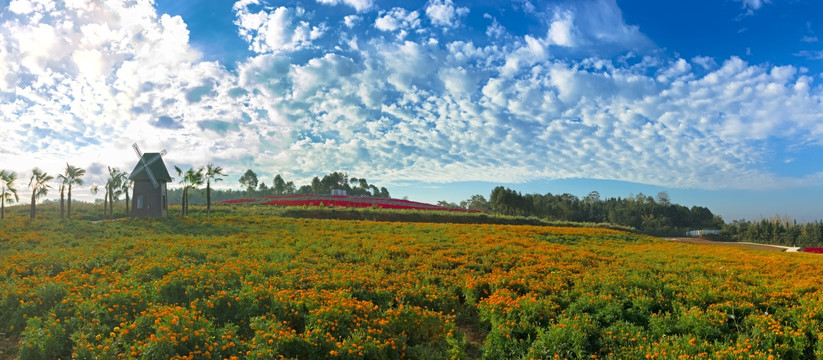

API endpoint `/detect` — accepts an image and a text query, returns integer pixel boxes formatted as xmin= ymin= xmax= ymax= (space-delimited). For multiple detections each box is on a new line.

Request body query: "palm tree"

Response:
xmin=105 ymin=167 xmax=125 ymax=218
xmin=1 ymin=170 xmax=19 ymax=220
xmin=57 ymin=174 xmax=68 ymax=219
xmin=183 ymin=167 xmax=204 ymax=216
xmin=204 ymin=163 xmax=225 ymax=217
xmin=104 ymin=169 xmax=111 ymax=217
xmin=28 ymin=168 xmax=53 ymax=219
xmin=121 ymin=178 xmax=132 ymax=217
xmin=64 ymin=164 xmax=85 ymax=219
xmin=174 ymin=166 xmax=186 ymax=216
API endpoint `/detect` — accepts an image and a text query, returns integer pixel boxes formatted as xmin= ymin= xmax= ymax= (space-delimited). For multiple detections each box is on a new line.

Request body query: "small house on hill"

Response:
xmin=129 ymin=153 xmax=171 ymax=218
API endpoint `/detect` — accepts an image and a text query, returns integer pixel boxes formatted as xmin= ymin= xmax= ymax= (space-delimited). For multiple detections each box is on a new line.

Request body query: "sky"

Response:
xmin=1 ymin=0 xmax=823 ymax=221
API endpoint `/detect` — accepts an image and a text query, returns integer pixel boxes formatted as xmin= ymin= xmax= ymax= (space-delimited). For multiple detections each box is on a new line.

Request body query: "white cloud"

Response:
xmin=691 ymin=55 xmax=716 ymax=70
xmin=439 ymin=67 xmax=481 ymax=98
xmin=425 ymin=0 xmax=469 ymax=28
xmin=794 ymin=50 xmax=823 ymax=60
xmin=801 ymin=35 xmax=818 ymax=43
xmin=374 ymin=8 xmax=420 ymax=34
xmin=234 ymin=4 xmax=325 ymax=53
xmin=737 ymin=0 xmax=769 ymax=11
xmin=316 ymin=0 xmax=373 ymax=12
xmin=548 ymin=10 xmax=576 ymax=46
xmin=485 ymin=18 xmax=506 ymax=39
xmin=536 ymin=0 xmax=652 ymax=55
xmin=343 ymin=15 xmax=361 ymax=28
xmin=0 ymin=0 xmax=249 ymax=200
xmin=4 ymin=0 xmax=823 ymax=203
xmin=8 ymin=0 xmax=35 ymax=14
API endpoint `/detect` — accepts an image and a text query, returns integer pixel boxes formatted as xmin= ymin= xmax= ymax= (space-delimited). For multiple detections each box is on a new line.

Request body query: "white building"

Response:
xmin=686 ymin=229 xmax=722 ymax=237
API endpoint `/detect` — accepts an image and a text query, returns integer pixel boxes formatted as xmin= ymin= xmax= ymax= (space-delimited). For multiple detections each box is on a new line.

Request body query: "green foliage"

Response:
xmin=1 ymin=209 xmax=823 ymax=359
xmin=488 ymin=186 xmax=722 ymax=236
xmin=723 ymin=215 xmax=823 ymax=247
xmin=18 ymin=316 xmax=71 ymax=360
xmin=525 ymin=315 xmax=596 ymax=360
xmin=178 ymin=171 xmax=392 ymax=203
xmin=238 ymin=169 xmax=259 ymax=194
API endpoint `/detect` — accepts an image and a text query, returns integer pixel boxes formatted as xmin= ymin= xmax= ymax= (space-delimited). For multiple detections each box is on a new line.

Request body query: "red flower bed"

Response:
xmin=218 ymin=194 xmax=486 ymax=213
xmin=220 ymin=198 xmax=259 ymax=204
xmin=801 ymin=247 xmax=823 ymax=254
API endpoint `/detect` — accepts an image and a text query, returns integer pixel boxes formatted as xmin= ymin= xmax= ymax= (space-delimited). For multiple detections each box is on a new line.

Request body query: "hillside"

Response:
xmin=2 ymin=209 xmax=823 ymax=359
xmin=218 ymin=194 xmax=481 ymax=212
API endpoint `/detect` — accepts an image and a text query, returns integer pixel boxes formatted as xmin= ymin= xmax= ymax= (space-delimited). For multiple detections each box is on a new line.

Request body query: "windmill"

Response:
xmin=131 ymin=144 xmax=167 ymax=188
xmin=129 ymin=144 xmax=172 ymax=217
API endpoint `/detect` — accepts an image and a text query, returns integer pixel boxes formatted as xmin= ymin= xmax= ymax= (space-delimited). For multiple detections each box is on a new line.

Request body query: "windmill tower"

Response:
xmin=128 ymin=144 xmax=171 ymax=217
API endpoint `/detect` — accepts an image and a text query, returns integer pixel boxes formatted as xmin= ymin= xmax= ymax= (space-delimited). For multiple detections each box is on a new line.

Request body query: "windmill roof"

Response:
xmin=129 ymin=153 xmax=172 ymax=182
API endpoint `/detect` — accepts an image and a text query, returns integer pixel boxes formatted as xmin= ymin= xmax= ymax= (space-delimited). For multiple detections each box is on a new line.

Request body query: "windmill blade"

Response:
xmin=132 ymin=143 xmax=143 ymax=158
xmin=132 ymin=144 xmax=164 ymax=188
xmin=136 ymin=153 xmax=159 ymax=188
xmin=143 ymin=156 xmax=159 ymax=188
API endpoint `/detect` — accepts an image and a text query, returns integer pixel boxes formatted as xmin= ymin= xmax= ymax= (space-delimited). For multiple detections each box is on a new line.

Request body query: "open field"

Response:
xmin=2 ymin=208 xmax=823 ymax=359
xmin=219 ymin=194 xmax=481 ymax=213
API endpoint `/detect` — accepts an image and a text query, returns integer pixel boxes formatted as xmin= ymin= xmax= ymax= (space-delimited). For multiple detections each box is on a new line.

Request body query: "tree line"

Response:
xmin=8 ymin=163 xmax=823 ymax=247
xmin=172 ymin=170 xmax=392 ymax=206
xmin=0 ymin=163 xmax=228 ymax=220
xmin=1 ymin=165 xmax=89 ymax=220
xmin=719 ymin=216 xmax=823 ymax=247
xmin=444 ymin=187 xmax=723 ymax=237
xmin=0 ymin=164 xmax=395 ymax=221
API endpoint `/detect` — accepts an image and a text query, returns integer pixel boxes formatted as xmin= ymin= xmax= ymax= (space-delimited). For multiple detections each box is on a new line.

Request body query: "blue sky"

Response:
xmin=2 ymin=0 xmax=823 ymax=221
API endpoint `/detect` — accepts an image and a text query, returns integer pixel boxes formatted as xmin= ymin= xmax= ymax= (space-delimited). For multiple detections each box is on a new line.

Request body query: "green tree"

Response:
xmin=121 ymin=178 xmax=132 ymax=217
xmin=437 ymin=200 xmax=461 ymax=208
xmin=656 ymin=191 xmax=671 ymax=206
xmin=63 ymin=164 xmax=85 ymax=219
xmin=0 ymin=170 xmax=19 ymax=220
xmin=273 ymin=174 xmax=286 ymax=195
xmin=90 ymin=185 xmax=99 ymax=198
xmin=57 ymin=173 xmax=68 ymax=219
xmin=204 ymin=164 xmax=225 ymax=217
xmin=311 ymin=176 xmax=322 ymax=194
xmin=183 ymin=167 xmax=204 ymax=216
xmin=462 ymin=194 xmax=489 ymax=211
xmin=174 ymin=166 xmax=186 ymax=216
xmin=105 ymin=167 xmax=126 ymax=218
xmin=583 ymin=191 xmax=601 ymax=204
xmin=239 ymin=169 xmax=258 ymax=194
xmin=28 ymin=168 xmax=53 ymax=219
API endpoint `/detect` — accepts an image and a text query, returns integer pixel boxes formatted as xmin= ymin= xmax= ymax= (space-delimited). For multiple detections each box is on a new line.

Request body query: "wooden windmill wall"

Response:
xmin=128 ymin=144 xmax=171 ymax=218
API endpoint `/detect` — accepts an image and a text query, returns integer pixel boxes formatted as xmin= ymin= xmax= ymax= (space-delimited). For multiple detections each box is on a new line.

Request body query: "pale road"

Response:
xmin=665 ymin=238 xmax=801 ymax=252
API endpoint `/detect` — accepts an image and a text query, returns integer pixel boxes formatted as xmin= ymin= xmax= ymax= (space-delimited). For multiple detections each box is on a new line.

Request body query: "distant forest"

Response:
xmin=168 ymin=171 xmax=391 ymax=205
xmin=437 ymin=187 xmax=723 ymax=237
xmin=720 ymin=216 xmax=823 ymax=247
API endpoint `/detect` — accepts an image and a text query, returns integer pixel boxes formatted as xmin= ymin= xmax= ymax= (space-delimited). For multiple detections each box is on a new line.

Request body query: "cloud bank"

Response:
xmin=1 ymin=0 xmax=822 ymax=196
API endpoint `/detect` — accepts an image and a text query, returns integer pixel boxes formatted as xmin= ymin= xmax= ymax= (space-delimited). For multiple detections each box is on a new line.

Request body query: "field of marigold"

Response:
xmin=1 ymin=210 xmax=823 ymax=359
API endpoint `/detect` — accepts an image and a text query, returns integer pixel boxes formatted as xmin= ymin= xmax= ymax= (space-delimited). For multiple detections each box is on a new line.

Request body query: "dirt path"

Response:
xmin=665 ymin=238 xmax=800 ymax=252
xmin=0 ymin=334 xmax=18 ymax=360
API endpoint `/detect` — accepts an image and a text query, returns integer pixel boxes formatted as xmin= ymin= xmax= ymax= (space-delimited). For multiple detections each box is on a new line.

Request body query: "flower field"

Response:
xmin=2 ymin=211 xmax=823 ymax=359
xmin=802 ymin=247 xmax=823 ymax=254
xmin=218 ymin=195 xmax=481 ymax=212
